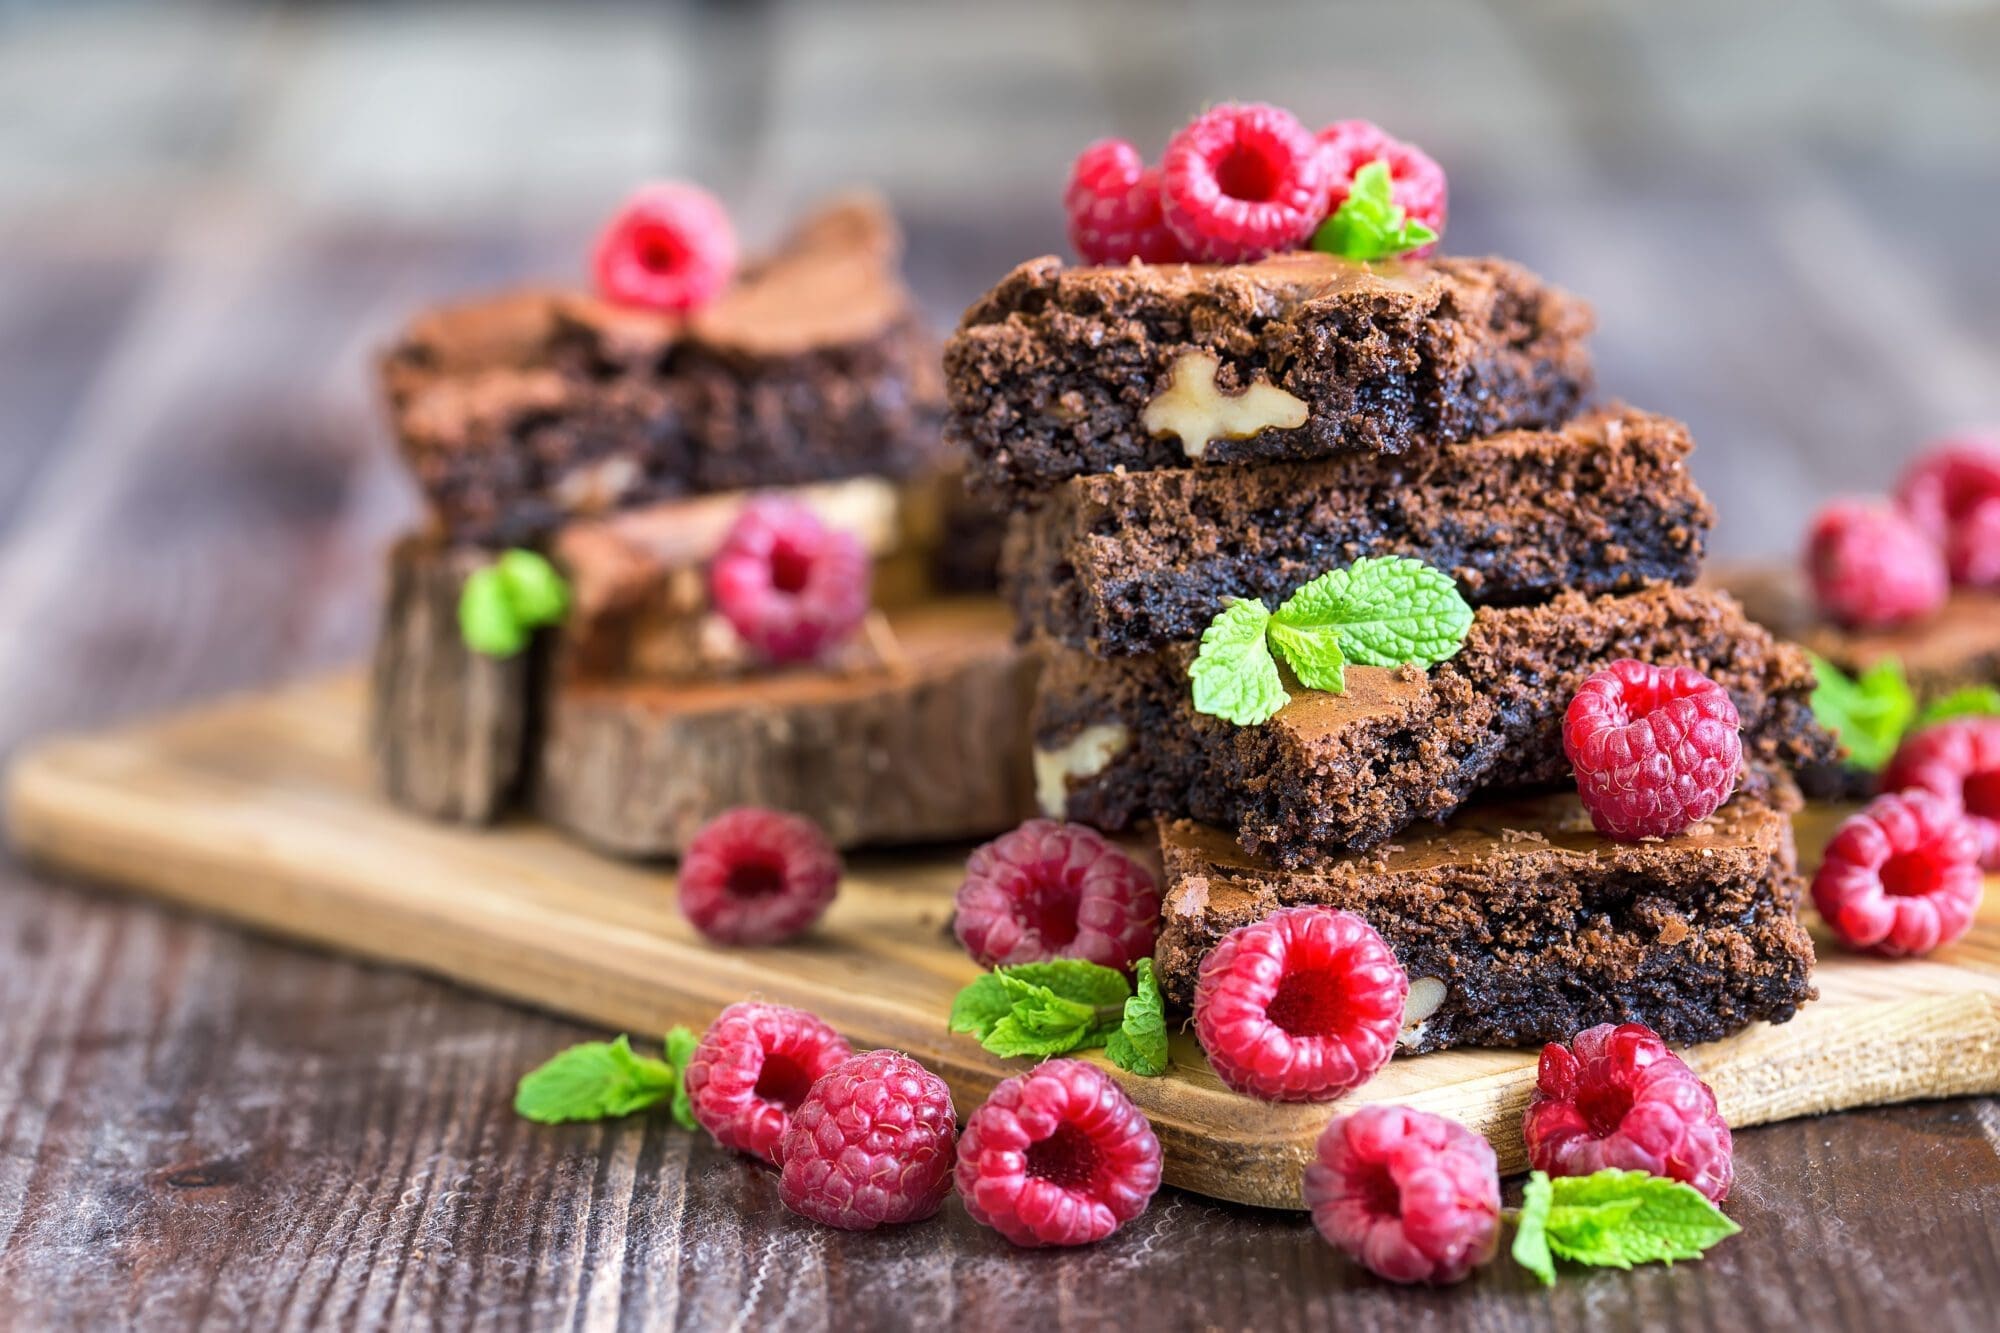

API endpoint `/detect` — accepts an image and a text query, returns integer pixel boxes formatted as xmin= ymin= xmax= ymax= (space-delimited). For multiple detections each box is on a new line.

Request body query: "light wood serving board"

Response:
xmin=8 ymin=676 xmax=2000 ymax=1209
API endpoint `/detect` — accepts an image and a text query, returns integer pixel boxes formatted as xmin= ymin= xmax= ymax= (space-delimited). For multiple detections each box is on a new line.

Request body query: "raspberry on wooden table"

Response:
xmin=1192 ymin=906 xmax=1407 ymax=1102
xmin=1522 ymin=1022 xmax=1734 ymax=1203
xmin=1562 ymin=660 xmax=1743 ymax=841
xmin=777 ymin=1050 xmax=957 ymax=1230
xmin=1884 ymin=718 xmax=2000 ymax=868
xmin=1315 ymin=119 xmax=1448 ymax=254
xmin=1064 ymin=139 xmax=1186 ymax=265
xmin=592 ymin=180 xmax=738 ymax=313
xmin=683 ymin=1001 xmax=853 ymax=1164
xmin=953 ymin=819 xmax=1160 ymax=972
xmin=955 ymin=1058 xmax=1162 ymax=1248
xmin=1302 ymin=1104 xmax=1500 ymax=1285
xmin=678 ymin=807 xmax=842 ymax=946
xmin=1895 ymin=435 xmax=2000 ymax=544
xmin=1160 ymin=102 xmax=1331 ymax=262
xmin=1806 ymin=500 xmax=1949 ymax=629
xmin=1811 ymin=790 xmax=1984 ymax=957
xmin=708 ymin=497 xmax=872 ymax=664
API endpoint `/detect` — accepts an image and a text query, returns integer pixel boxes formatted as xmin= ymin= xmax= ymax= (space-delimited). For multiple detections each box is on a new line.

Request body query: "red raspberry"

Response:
xmin=953 ymin=819 xmax=1160 ymax=972
xmin=955 ymin=1058 xmax=1163 ymax=1248
xmin=1192 ymin=906 xmax=1407 ymax=1102
xmin=1523 ymin=1022 xmax=1734 ymax=1203
xmin=1064 ymin=139 xmax=1187 ymax=265
xmin=679 ymin=807 xmax=841 ymax=946
xmin=1160 ymin=102 xmax=1330 ymax=263
xmin=1946 ymin=495 xmax=2000 ymax=588
xmin=1895 ymin=435 xmax=2000 ymax=539
xmin=1806 ymin=500 xmax=1949 ymax=629
xmin=682 ymin=1001 xmax=853 ymax=1165
xmin=592 ymin=181 xmax=737 ymax=313
xmin=1562 ymin=660 xmax=1743 ymax=842
xmin=1302 ymin=1104 xmax=1500 ymax=1285
xmin=709 ymin=497 xmax=871 ymax=663
xmin=776 ymin=1049 xmax=957 ymax=1230
xmin=1316 ymin=119 xmax=1448 ymax=256
xmin=1812 ymin=790 xmax=1985 ymax=956
xmin=1885 ymin=718 xmax=2000 ymax=869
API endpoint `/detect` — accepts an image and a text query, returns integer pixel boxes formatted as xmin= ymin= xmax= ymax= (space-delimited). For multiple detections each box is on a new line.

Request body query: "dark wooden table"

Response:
xmin=3 ymin=1 xmax=1999 ymax=1328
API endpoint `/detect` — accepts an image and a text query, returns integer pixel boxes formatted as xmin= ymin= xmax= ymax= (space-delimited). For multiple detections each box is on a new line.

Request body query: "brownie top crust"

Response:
xmin=945 ymin=251 xmax=1594 ymax=496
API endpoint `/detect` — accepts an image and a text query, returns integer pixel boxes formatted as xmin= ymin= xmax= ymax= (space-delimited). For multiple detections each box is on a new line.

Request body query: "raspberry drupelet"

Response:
xmin=1562 ymin=660 xmax=1743 ymax=842
xmin=1806 ymin=500 xmax=1949 ymax=630
xmin=955 ymin=1059 xmax=1163 ymax=1248
xmin=678 ymin=807 xmax=841 ymax=946
xmin=1302 ymin=1104 xmax=1500 ymax=1285
xmin=953 ymin=819 xmax=1160 ymax=972
xmin=1192 ymin=906 xmax=1407 ymax=1102
xmin=1064 ymin=139 xmax=1186 ymax=265
xmin=682 ymin=1001 xmax=853 ymax=1164
xmin=1811 ymin=790 xmax=1984 ymax=957
xmin=592 ymin=181 xmax=738 ymax=313
xmin=708 ymin=497 xmax=872 ymax=665
xmin=1315 ymin=119 xmax=1448 ymax=255
xmin=1159 ymin=102 xmax=1331 ymax=263
xmin=777 ymin=1049 xmax=957 ymax=1230
xmin=1522 ymin=1022 xmax=1734 ymax=1203
xmin=1884 ymin=718 xmax=2000 ymax=869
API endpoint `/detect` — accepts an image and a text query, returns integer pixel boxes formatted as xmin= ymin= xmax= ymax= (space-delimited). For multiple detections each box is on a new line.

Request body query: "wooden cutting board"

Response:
xmin=7 ymin=675 xmax=2000 ymax=1210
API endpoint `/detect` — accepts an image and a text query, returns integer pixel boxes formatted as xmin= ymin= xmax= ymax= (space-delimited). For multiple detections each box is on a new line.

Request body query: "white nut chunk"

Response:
xmin=1140 ymin=350 xmax=1308 ymax=461
xmin=1032 ymin=724 xmax=1131 ymax=817
xmin=1398 ymin=976 xmax=1448 ymax=1049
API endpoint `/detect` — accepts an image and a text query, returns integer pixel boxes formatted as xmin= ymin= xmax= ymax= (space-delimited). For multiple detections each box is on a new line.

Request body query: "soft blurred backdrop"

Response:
xmin=0 ymin=0 xmax=1996 ymax=745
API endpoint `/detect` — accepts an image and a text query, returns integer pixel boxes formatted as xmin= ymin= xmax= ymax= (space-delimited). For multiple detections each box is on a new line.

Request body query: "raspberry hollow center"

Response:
xmin=1265 ymin=967 xmax=1345 ymax=1038
xmin=635 ymin=225 xmax=689 ymax=275
xmin=1576 ymin=1080 xmax=1636 ymax=1137
xmin=753 ymin=1054 xmax=816 ymax=1112
xmin=725 ymin=858 xmax=788 ymax=901
xmin=1355 ymin=1160 xmax=1402 ymax=1221
xmin=1963 ymin=769 xmax=2000 ymax=820
xmin=1881 ymin=847 xmax=1950 ymax=898
xmin=768 ymin=540 xmax=814 ymax=595
xmin=1024 ymin=1122 xmax=1101 ymax=1192
xmin=1018 ymin=878 xmax=1082 ymax=949
xmin=1214 ymin=144 xmax=1283 ymax=202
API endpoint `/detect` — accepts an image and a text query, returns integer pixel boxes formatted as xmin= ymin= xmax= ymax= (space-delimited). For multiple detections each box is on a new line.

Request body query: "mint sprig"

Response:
xmin=460 ymin=548 xmax=572 ymax=658
xmin=949 ymin=959 xmax=1170 ymax=1075
xmin=1189 ymin=557 xmax=1474 ymax=725
xmin=1510 ymin=1169 xmax=1739 ymax=1286
xmin=514 ymin=1034 xmax=677 ymax=1124
xmin=664 ymin=1025 xmax=700 ymax=1131
xmin=1311 ymin=160 xmax=1439 ymax=262
xmin=1915 ymin=684 xmax=2000 ymax=729
xmin=1805 ymin=654 xmax=2000 ymax=771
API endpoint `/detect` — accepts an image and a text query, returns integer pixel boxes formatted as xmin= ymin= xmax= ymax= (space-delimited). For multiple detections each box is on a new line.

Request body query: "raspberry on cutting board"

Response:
xmin=952 ymin=819 xmax=1160 ymax=972
xmin=1812 ymin=790 xmax=1985 ymax=956
xmin=678 ymin=807 xmax=842 ymax=946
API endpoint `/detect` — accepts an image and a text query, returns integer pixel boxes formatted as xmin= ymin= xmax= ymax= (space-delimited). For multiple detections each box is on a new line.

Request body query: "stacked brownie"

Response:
xmin=945 ymin=247 xmax=1828 ymax=1051
xmin=371 ymin=195 xmax=1035 ymax=852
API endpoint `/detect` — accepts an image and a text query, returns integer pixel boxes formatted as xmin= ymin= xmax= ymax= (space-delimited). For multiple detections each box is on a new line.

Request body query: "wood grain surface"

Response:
xmin=3 ymin=1 xmax=2000 ymax=1329
xmin=11 ymin=676 xmax=2000 ymax=1212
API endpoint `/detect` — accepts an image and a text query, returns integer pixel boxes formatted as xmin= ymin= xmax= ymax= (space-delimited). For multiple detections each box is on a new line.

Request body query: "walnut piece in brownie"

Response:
xmin=384 ymin=195 xmax=946 ymax=544
xmin=1152 ymin=782 xmax=1815 ymax=1052
xmin=944 ymin=251 xmax=1593 ymax=497
xmin=1006 ymin=407 xmax=1711 ymax=656
xmin=1035 ymin=584 xmax=1836 ymax=864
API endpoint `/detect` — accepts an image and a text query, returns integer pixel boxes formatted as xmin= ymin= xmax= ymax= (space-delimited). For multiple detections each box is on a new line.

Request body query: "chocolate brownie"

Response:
xmin=1034 ymin=585 xmax=1835 ymax=864
xmin=535 ymin=601 xmax=1038 ymax=856
xmin=944 ymin=251 xmax=1593 ymax=497
xmin=385 ymin=195 xmax=946 ymax=544
xmin=1152 ymin=782 xmax=1815 ymax=1052
xmin=1006 ymin=407 xmax=1710 ymax=655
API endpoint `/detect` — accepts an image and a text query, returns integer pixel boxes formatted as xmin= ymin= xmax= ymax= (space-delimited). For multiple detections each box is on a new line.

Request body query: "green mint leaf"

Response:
xmin=1310 ymin=160 xmax=1439 ymax=262
xmin=1914 ymin=684 xmax=2000 ymax=730
xmin=1190 ymin=598 xmax=1289 ymax=725
xmin=948 ymin=961 xmax=1133 ymax=1060
xmin=1268 ymin=617 xmax=1348 ymax=694
xmin=496 ymin=549 xmax=571 ymax=627
xmin=514 ymin=1034 xmax=675 ymax=1124
xmin=664 ymin=1025 xmax=700 ymax=1131
xmin=1808 ymin=653 xmax=1915 ymax=771
xmin=1273 ymin=556 xmax=1472 ymax=671
xmin=1106 ymin=959 xmax=1170 ymax=1076
xmin=460 ymin=566 xmax=529 ymax=658
xmin=1511 ymin=1170 xmax=1557 ymax=1287
xmin=1541 ymin=1170 xmax=1740 ymax=1270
